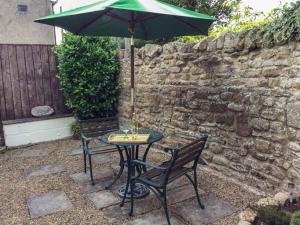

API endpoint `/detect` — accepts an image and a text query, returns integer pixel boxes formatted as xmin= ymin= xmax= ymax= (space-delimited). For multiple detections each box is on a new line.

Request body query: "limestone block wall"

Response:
xmin=118 ymin=31 xmax=300 ymax=192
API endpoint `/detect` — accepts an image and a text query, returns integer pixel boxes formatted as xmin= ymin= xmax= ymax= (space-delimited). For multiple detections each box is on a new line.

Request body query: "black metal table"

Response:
xmin=101 ymin=128 xmax=162 ymax=199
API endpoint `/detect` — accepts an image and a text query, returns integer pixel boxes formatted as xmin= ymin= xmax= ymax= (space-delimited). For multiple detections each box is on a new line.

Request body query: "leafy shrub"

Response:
xmin=71 ymin=121 xmax=80 ymax=139
xmin=54 ymin=32 xmax=120 ymax=119
xmin=256 ymin=205 xmax=291 ymax=225
xmin=291 ymin=212 xmax=300 ymax=225
xmin=261 ymin=1 xmax=300 ymax=44
xmin=178 ymin=1 xmax=300 ymax=43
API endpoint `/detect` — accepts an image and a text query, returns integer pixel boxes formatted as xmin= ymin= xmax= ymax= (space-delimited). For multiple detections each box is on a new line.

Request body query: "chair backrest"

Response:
xmin=163 ymin=135 xmax=208 ymax=184
xmin=79 ymin=117 xmax=118 ymax=138
xmin=173 ymin=135 xmax=208 ymax=170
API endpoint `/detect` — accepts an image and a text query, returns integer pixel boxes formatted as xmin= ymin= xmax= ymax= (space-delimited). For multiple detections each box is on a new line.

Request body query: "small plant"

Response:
xmin=291 ymin=212 xmax=300 ymax=225
xmin=71 ymin=121 xmax=80 ymax=139
xmin=256 ymin=205 xmax=291 ymax=225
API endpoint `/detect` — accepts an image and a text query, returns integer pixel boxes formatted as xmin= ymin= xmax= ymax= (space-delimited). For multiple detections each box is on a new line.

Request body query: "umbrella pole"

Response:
xmin=130 ymin=34 xmax=135 ymax=117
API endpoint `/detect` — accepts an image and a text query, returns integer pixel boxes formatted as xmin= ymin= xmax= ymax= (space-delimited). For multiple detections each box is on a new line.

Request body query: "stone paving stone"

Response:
xmin=70 ymin=148 xmax=82 ymax=156
xmin=27 ymin=191 xmax=72 ymax=219
xmin=168 ymin=185 xmax=205 ymax=204
xmin=70 ymin=167 xmax=114 ymax=184
xmin=78 ymin=181 xmax=107 ymax=194
xmin=24 ymin=164 xmax=66 ymax=177
xmin=167 ymin=177 xmax=189 ymax=190
xmin=17 ymin=149 xmax=49 ymax=157
xmin=123 ymin=210 xmax=183 ymax=225
xmin=87 ymin=190 xmax=119 ymax=209
xmin=173 ymin=194 xmax=238 ymax=225
xmin=92 ymin=154 xmax=113 ymax=164
xmin=103 ymin=193 xmax=161 ymax=223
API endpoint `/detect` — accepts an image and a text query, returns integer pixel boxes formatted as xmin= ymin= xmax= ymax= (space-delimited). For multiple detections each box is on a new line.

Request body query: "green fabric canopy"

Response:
xmin=36 ymin=0 xmax=215 ymax=115
xmin=35 ymin=0 xmax=215 ymax=40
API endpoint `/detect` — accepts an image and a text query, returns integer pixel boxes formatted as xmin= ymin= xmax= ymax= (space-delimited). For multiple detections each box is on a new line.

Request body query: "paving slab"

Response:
xmin=77 ymin=181 xmax=107 ymax=194
xmin=124 ymin=210 xmax=183 ymax=225
xmin=24 ymin=164 xmax=66 ymax=177
xmin=27 ymin=191 xmax=72 ymax=219
xmin=173 ymin=194 xmax=238 ymax=225
xmin=167 ymin=177 xmax=188 ymax=190
xmin=168 ymin=185 xmax=205 ymax=204
xmin=70 ymin=167 xmax=114 ymax=184
xmin=103 ymin=193 xmax=161 ymax=223
xmin=17 ymin=149 xmax=49 ymax=157
xmin=92 ymin=154 xmax=113 ymax=164
xmin=70 ymin=148 xmax=82 ymax=156
xmin=87 ymin=190 xmax=119 ymax=209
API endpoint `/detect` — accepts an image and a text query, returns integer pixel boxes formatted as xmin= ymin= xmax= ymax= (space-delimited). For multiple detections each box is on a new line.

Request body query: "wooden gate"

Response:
xmin=0 ymin=44 xmax=68 ymax=145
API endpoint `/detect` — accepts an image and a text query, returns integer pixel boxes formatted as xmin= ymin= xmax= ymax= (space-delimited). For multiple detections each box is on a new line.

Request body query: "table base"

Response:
xmin=118 ymin=183 xmax=150 ymax=199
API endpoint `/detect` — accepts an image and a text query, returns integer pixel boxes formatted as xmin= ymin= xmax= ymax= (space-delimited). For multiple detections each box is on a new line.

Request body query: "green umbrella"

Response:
xmin=35 ymin=0 xmax=215 ymax=115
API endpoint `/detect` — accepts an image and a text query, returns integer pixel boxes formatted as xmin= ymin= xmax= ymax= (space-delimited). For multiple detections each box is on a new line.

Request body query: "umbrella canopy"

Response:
xmin=36 ymin=0 xmax=215 ymax=40
xmin=35 ymin=0 xmax=215 ymax=115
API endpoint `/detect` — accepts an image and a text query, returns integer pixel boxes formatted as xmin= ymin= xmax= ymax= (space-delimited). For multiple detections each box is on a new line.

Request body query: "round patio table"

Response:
xmin=101 ymin=128 xmax=162 ymax=199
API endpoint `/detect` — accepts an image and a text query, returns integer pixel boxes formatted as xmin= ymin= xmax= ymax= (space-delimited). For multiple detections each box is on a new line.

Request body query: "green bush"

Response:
xmin=256 ymin=205 xmax=291 ymax=225
xmin=291 ymin=212 xmax=300 ymax=225
xmin=71 ymin=121 xmax=80 ymax=138
xmin=54 ymin=32 xmax=120 ymax=119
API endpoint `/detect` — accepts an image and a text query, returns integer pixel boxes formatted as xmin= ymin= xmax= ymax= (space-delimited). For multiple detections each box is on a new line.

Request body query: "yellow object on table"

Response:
xmin=108 ymin=133 xmax=150 ymax=143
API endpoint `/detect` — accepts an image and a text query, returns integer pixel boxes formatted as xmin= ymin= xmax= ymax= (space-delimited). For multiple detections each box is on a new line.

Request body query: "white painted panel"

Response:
xmin=3 ymin=117 xmax=76 ymax=147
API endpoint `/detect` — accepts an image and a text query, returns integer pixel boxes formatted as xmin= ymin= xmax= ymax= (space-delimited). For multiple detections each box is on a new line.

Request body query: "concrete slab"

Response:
xmin=24 ymin=164 xmax=66 ymax=177
xmin=27 ymin=191 xmax=72 ymax=219
xmin=168 ymin=185 xmax=205 ymax=204
xmin=92 ymin=154 xmax=112 ymax=164
xmin=173 ymin=194 xmax=238 ymax=225
xmin=124 ymin=210 xmax=183 ymax=225
xmin=87 ymin=191 xmax=119 ymax=209
xmin=70 ymin=148 xmax=82 ymax=156
xmin=70 ymin=167 xmax=114 ymax=184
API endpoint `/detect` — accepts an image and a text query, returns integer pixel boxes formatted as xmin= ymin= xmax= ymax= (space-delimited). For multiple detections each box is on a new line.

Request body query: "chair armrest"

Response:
xmin=81 ymin=133 xmax=92 ymax=142
xmin=131 ymin=160 xmax=168 ymax=171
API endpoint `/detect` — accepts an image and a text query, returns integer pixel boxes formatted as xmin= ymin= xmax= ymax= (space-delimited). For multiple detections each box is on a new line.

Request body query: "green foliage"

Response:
xmin=178 ymin=0 xmax=300 ymax=44
xmin=209 ymin=6 xmax=267 ymax=37
xmin=177 ymin=4 xmax=265 ymax=42
xmin=291 ymin=212 xmax=300 ymax=225
xmin=256 ymin=205 xmax=291 ymax=225
xmin=54 ymin=32 xmax=120 ymax=119
xmin=260 ymin=1 xmax=300 ymax=44
xmin=71 ymin=121 xmax=80 ymax=137
xmin=161 ymin=0 xmax=241 ymax=26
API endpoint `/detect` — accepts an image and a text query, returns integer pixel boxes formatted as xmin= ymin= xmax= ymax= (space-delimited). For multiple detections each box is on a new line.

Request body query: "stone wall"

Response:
xmin=118 ymin=31 xmax=300 ymax=192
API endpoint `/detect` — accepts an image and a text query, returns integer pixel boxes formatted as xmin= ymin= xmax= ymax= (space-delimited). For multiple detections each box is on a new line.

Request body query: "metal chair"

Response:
xmin=126 ymin=135 xmax=208 ymax=225
xmin=79 ymin=117 xmax=124 ymax=187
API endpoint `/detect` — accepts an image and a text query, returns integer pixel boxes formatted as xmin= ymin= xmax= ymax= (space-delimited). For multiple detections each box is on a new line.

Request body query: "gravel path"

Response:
xmin=0 ymin=138 xmax=260 ymax=225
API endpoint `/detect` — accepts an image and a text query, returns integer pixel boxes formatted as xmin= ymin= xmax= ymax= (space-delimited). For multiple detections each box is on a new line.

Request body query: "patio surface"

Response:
xmin=0 ymin=138 xmax=261 ymax=225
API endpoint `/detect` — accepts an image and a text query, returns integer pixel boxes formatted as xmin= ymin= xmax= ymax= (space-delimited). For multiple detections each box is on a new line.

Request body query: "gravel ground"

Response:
xmin=0 ymin=139 xmax=260 ymax=225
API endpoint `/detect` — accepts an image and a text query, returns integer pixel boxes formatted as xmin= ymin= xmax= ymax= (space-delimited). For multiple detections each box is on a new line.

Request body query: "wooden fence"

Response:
xmin=0 ymin=44 xmax=67 ymax=123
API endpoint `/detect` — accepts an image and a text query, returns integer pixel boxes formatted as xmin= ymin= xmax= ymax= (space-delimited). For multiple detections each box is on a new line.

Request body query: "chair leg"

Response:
xmin=105 ymin=161 xmax=124 ymax=190
xmin=83 ymin=150 xmax=87 ymax=173
xmin=88 ymin=154 xmax=95 ymax=185
xmin=129 ymin=179 xmax=134 ymax=216
xmin=162 ymin=192 xmax=171 ymax=225
xmin=120 ymin=164 xmax=131 ymax=207
xmin=193 ymin=169 xmax=204 ymax=209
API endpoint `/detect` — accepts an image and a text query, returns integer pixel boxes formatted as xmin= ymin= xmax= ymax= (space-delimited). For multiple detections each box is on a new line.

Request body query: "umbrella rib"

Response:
xmin=105 ymin=11 xmax=129 ymax=23
xmin=138 ymin=14 xmax=161 ymax=23
xmin=75 ymin=9 xmax=111 ymax=35
xmin=175 ymin=16 xmax=206 ymax=35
